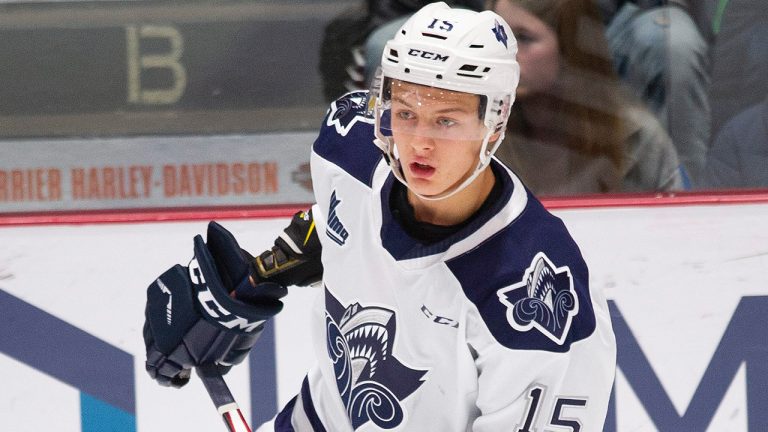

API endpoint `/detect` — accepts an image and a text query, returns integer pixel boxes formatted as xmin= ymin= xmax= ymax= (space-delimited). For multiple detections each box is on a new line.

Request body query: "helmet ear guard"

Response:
xmin=371 ymin=2 xmax=520 ymax=200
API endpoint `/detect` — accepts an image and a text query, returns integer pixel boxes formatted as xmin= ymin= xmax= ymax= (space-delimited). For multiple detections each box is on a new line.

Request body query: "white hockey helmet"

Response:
xmin=371 ymin=1 xmax=520 ymax=200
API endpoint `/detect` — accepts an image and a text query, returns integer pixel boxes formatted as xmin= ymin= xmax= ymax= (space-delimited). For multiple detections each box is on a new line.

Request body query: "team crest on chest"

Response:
xmin=325 ymin=289 xmax=427 ymax=430
xmin=496 ymin=252 xmax=579 ymax=345
xmin=326 ymin=92 xmax=375 ymax=136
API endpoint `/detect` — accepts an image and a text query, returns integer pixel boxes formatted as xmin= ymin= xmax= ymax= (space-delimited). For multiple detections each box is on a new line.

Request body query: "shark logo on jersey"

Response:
xmin=325 ymin=289 xmax=427 ymax=430
xmin=496 ymin=252 xmax=579 ymax=345
xmin=326 ymin=91 xmax=375 ymax=136
xmin=326 ymin=190 xmax=349 ymax=245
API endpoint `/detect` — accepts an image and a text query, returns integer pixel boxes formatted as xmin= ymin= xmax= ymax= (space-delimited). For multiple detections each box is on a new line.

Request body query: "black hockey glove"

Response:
xmin=253 ymin=209 xmax=323 ymax=287
xmin=143 ymin=221 xmax=287 ymax=388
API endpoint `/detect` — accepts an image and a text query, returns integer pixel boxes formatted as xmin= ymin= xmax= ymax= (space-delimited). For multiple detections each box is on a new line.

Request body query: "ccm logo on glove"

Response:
xmin=190 ymin=258 xmax=264 ymax=332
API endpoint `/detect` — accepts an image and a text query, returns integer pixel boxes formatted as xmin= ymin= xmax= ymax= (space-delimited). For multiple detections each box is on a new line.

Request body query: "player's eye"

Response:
xmin=396 ymin=110 xmax=415 ymax=121
xmin=437 ymin=118 xmax=457 ymax=127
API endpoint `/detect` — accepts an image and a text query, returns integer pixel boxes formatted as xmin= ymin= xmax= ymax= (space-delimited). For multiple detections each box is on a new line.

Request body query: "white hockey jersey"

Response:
xmin=265 ymin=92 xmax=616 ymax=431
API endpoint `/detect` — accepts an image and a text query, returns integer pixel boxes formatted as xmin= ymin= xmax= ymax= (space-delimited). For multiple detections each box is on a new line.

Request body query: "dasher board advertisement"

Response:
xmin=0 ymin=132 xmax=316 ymax=212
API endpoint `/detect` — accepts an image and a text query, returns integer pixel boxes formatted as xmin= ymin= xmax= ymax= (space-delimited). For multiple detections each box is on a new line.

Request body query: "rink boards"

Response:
xmin=1 ymin=199 xmax=767 ymax=431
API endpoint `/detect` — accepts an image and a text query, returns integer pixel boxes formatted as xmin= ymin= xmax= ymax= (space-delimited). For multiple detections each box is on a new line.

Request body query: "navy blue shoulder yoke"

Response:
xmin=312 ymin=91 xmax=382 ymax=188
xmin=447 ymin=192 xmax=597 ymax=352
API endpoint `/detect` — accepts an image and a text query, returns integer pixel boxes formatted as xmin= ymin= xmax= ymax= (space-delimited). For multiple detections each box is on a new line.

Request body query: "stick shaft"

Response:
xmin=197 ymin=365 xmax=252 ymax=432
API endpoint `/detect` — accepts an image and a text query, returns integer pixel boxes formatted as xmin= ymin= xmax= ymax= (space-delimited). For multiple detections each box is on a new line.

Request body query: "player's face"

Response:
xmin=389 ymin=80 xmax=489 ymax=197
xmin=493 ymin=1 xmax=560 ymax=98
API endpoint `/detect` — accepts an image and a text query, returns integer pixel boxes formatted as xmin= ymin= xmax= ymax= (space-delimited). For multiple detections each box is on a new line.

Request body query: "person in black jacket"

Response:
xmin=708 ymin=0 xmax=768 ymax=140
xmin=603 ymin=0 xmax=711 ymax=186
xmin=318 ymin=0 xmax=484 ymax=101
xmin=704 ymin=94 xmax=768 ymax=188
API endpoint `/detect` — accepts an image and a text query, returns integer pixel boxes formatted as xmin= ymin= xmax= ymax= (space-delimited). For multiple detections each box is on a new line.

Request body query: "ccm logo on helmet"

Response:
xmin=407 ymin=49 xmax=449 ymax=62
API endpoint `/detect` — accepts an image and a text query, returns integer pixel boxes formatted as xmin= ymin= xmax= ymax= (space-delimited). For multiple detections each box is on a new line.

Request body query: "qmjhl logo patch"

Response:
xmin=326 ymin=190 xmax=349 ymax=246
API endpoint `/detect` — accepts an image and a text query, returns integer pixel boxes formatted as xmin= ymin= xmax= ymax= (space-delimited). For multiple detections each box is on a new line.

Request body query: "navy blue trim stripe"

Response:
xmin=300 ymin=376 xmax=328 ymax=432
xmin=274 ymin=395 xmax=298 ymax=432
xmin=273 ymin=376 xmax=328 ymax=432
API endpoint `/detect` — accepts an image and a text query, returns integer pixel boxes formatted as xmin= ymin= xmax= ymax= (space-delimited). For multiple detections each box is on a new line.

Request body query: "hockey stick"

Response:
xmin=196 ymin=364 xmax=253 ymax=432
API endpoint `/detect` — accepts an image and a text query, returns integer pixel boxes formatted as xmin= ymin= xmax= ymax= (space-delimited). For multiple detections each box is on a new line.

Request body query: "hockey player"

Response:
xmin=143 ymin=3 xmax=617 ymax=431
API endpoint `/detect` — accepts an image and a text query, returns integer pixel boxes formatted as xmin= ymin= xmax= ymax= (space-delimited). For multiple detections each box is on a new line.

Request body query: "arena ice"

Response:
xmin=2 ymin=196 xmax=767 ymax=431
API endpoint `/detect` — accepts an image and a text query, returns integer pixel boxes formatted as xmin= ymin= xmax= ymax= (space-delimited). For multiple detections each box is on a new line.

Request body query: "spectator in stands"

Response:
xmin=490 ymin=0 xmax=684 ymax=195
xmin=708 ymin=0 xmax=768 ymax=143
xmin=319 ymin=1 xmax=483 ymax=101
xmin=703 ymin=95 xmax=768 ymax=188
xmin=359 ymin=0 xmax=710 ymax=188
xmin=604 ymin=0 xmax=711 ymax=187
xmin=318 ymin=3 xmax=375 ymax=102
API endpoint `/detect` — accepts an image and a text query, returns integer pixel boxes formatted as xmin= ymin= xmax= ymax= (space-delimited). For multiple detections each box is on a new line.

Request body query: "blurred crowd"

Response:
xmin=320 ymin=0 xmax=768 ymax=196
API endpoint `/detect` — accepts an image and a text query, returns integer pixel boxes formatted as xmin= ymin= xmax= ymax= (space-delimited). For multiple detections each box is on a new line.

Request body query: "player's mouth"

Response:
xmin=408 ymin=161 xmax=435 ymax=178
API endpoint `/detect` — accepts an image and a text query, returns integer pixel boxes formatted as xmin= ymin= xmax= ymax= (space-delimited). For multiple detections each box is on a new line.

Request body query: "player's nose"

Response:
xmin=408 ymin=129 xmax=435 ymax=152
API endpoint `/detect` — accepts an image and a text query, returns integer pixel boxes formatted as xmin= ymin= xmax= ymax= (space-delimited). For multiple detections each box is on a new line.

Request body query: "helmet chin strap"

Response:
xmin=377 ymin=128 xmax=502 ymax=202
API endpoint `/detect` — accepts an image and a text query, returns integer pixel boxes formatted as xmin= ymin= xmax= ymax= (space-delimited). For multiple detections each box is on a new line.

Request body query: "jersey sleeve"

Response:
xmin=465 ymin=285 xmax=616 ymax=431
xmin=449 ymin=197 xmax=616 ymax=431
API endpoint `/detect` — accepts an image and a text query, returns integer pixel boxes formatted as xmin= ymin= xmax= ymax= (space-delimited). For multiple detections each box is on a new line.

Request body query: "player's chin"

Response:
xmin=404 ymin=176 xmax=448 ymax=198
